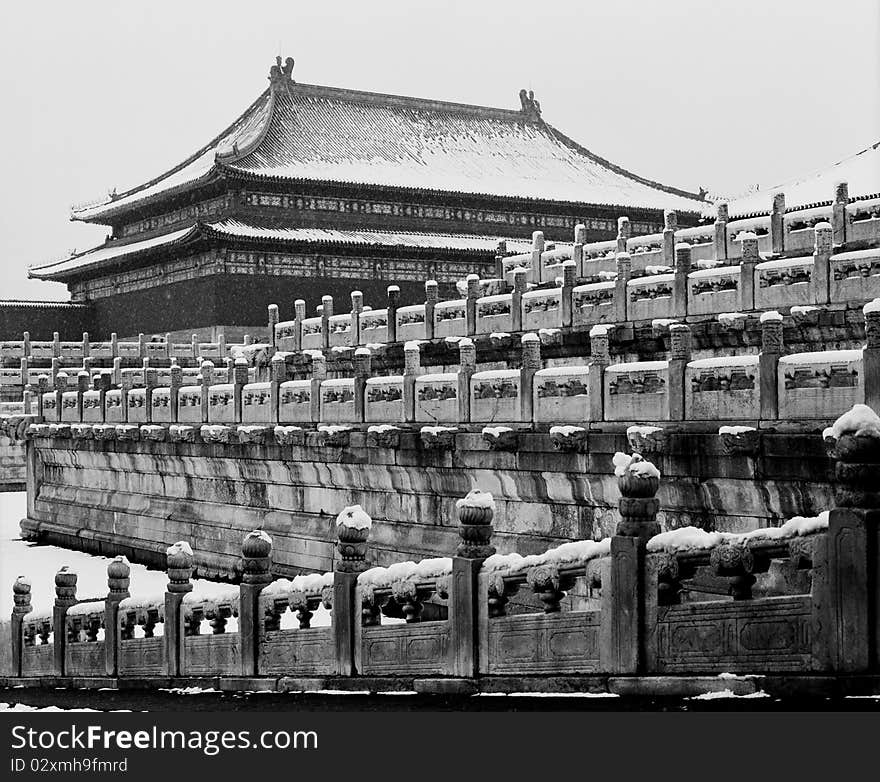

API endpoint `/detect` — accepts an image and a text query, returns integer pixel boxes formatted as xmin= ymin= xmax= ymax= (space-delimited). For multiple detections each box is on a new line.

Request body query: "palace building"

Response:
xmin=24 ymin=56 xmax=706 ymax=339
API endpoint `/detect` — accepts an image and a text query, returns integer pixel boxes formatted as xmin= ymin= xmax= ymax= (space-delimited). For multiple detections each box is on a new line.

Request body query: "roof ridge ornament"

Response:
xmin=519 ymin=89 xmax=542 ymax=122
xmin=269 ymin=55 xmax=295 ymax=94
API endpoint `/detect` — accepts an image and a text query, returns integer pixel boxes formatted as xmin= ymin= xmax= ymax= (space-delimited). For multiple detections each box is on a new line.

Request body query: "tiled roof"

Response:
xmin=29 ymin=219 xmax=536 ymax=281
xmin=715 ymin=140 xmax=880 ymax=219
xmin=72 ymin=77 xmax=706 ymax=222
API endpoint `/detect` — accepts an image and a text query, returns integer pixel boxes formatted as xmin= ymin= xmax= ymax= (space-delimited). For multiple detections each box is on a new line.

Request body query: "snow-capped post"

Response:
xmin=36 ymin=374 xmax=49 ymax=421
xmin=144 ymin=366 xmax=158 ymax=424
xmin=75 ymin=371 xmax=89 ymax=422
xmin=403 ymin=341 xmax=421 ymax=423
xmin=223 ymin=356 xmax=235 ymax=384
xmin=293 ymin=299 xmax=306 ymax=352
xmin=82 ymin=331 xmax=90 ymax=359
xmin=268 ymin=304 xmax=279 ymax=347
xmin=817 ymin=405 xmax=880 ymax=672
xmin=164 ymin=332 xmax=173 ymax=359
xmin=11 ymin=576 xmax=31 ymax=677
xmin=832 ymin=180 xmax=848 ymax=246
xmin=561 ymin=260 xmax=577 ymax=328
xmin=614 ymin=252 xmax=631 ymax=322
xmin=457 ymin=337 xmax=476 ymax=423
xmin=603 ymin=453 xmax=661 ymax=674
xmin=511 ymin=268 xmax=528 ymax=332
xmin=190 ymin=333 xmax=198 ymax=360
xmin=494 ymin=239 xmax=507 ymax=279
xmin=668 ymin=324 xmax=691 ymax=420
xmin=104 ymin=555 xmax=130 ymax=676
xmin=770 ymin=191 xmax=786 ymax=255
xmin=137 ymin=332 xmax=147 ymax=360
xmin=309 ymin=352 xmax=326 ymax=423
xmin=520 ymin=333 xmax=541 ymax=423
xmin=672 ymin=242 xmax=691 ymax=319
xmin=353 ymin=347 xmax=372 ymax=422
xmin=573 ymin=223 xmax=587 ymax=276
xmin=530 ymin=231 xmax=545 ymax=284
xmin=320 ymin=294 xmax=334 ymax=350
xmin=120 ymin=370 xmax=135 ymax=424
xmin=465 ymin=275 xmax=480 ymax=336
xmin=616 ymin=216 xmax=631 ymax=254
xmin=350 ymin=291 xmax=363 ymax=346
xmin=52 ymin=331 xmax=61 ymax=359
xmin=169 ymin=363 xmax=183 ymax=422
xmin=812 ymin=222 xmax=833 ymax=305
xmin=218 ymin=332 xmax=227 ymax=359
xmin=239 ymin=529 xmax=273 ymax=676
xmin=759 ymin=310 xmax=783 ymax=420
xmin=52 ymin=371 xmax=67 ymax=423
xmin=268 ymin=352 xmax=286 ymax=423
xmin=232 ymin=357 xmax=249 ymax=422
xmin=164 ymin=541 xmax=194 ymax=677
xmin=589 ymin=324 xmax=611 ymax=422
xmin=50 ymin=356 xmax=61 ymax=385
xmin=387 ymin=286 xmax=400 ymax=344
xmin=454 ymin=490 xmax=496 ymax=678
xmin=738 ymin=232 xmax=759 ymax=311
xmin=713 ymin=202 xmax=729 ymax=261
xmin=864 ymin=300 xmax=880 ymax=412
xmin=425 ymin=280 xmax=438 ymax=340
xmin=19 ymin=356 xmax=28 ymax=388
xmin=334 ymin=505 xmax=372 ymax=675
xmin=199 ymin=360 xmax=214 ymax=424
xmin=22 ymin=330 xmax=31 ymax=358
xmin=53 ymin=565 xmax=77 ymax=675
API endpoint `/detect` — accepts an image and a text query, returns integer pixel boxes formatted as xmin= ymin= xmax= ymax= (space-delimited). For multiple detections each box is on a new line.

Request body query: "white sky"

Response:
xmin=0 ymin=0 xmax=877 ymax=301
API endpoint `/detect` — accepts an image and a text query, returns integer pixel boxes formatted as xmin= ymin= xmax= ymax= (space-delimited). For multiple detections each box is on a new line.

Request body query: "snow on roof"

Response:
xmin=71 ymin=78 xmax=704 ymax=226
xmin=715 ymin=140 xmax=880 ymax=219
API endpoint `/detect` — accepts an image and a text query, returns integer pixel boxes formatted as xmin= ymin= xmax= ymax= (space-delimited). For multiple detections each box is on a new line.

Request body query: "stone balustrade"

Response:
xmin=9 ymin=421 xmax=879 ymax=691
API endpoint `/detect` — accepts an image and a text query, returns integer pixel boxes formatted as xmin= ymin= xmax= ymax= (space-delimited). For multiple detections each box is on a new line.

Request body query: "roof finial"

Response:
xmin=519 ymin=88 xmax=542 ymax=122
xmin=268 ymin=55 xmax=295 ymax=93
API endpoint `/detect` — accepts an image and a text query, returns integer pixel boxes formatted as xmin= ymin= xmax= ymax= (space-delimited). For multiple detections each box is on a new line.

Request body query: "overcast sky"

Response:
xmin=0 ymin=0 xmax=877 ymax=301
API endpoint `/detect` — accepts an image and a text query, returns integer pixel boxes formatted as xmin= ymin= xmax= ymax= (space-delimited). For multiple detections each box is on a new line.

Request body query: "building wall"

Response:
xmin=0 ymin=304 xmax=95 ymax=341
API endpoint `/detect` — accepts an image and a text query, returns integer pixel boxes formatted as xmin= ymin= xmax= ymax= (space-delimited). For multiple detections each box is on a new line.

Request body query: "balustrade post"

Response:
xmin=589 ymin=325 xmax=611 ymax=422
xmin=223 ymin=356 xmax=235 ymax=384
xmin=19 ymin=357 xmax=27 ymax=387
xmin=353 ymin=348 xmax=372 ymax=423
xmin=616 ymin=217 xmax=631 ymax=255
xmin=309 ymin=353 xmax=326 ymax=423
xmin=53 ymin=566 xmax=77 ymax=676
xmin=387 ymin=286 xmax=400 ymax=344
xmin=832 ymin=181 xmax=848 ymax=246
xmin=233 ymin=358 xmax=249 ymax=422
xmin=864 ymin=302 xmax=880 ymax=412
xmin=673 ymin=243 xmax=691 ymax=319
xmin=739 ymin=232 xmax=759 ymax=311
xmin=770 ymin=192 xmax=786 ymax=255
xmin=453 ymin=492 xmax=496 ymax=678
xmin=169 ymin=363 xmax=183 ymax=423
xmin=561 ymin=260 xmax=576 ymax=328
xmin=403 ymin=341 xmax=420 ymax=424
xmin=759 ymin=311 xmax=783 ymax=420
xmin=457 ymin=338 xmax=476 ymax=423
xmin=425 ymin=280 xmax=438 ymax=340
xmin=334 ymin=506 xmax=372 ymax=675
xmin=75 ymin=371 xmax=89 ymax=422
xmin=465 ymin=275 xmax=480 ymax=337
xmin=520 ymin=333 xmax=541 ymax=423
xmin=164 ymin=332 xmax=172 ymax=360
xmin=601 ymin=455 xmax=660 ymax=674
xmin=104 ymin=556 xmax=130 ymax=676
xmin=199 ymin=360 xmax=214 ymax=424
xmin=22 ymin=331 xmax=31 ymax=358
xmin=138 ymin=333 xmax=146 ymax=360
xmin=321 ymin=295 xmax=333 ymax=350
xmin=218 ymin=333 xmax=227 ymax=359
xmin=511 ymin=269 xmax=528 ymax=333
xmin=96 ymin=371 xmax=112 ymax=422
xmin=120 ymin=371 xmax=133 ymax=424
xmin=269 ymin=353 xmax=285 ymax=424
xmin=350 ymin=291 xmax=363 ymax=347
xmin=268 ymin=304 xmax=279 ymax=348
xmin=53 ymin=331 xmax=61 ymax=359
xmin=36 ymin=374 xmax=49 ymax=422
xmin=190 ymin=333 xmax=198 ymax=361
xmin=573 ymin=223 xmax=587 ymax=277
xmin=812 ymin=222 xmax=833 ymax=305
xmin=530 ymin=231 xmax=544 ymax=284
xmin=144 ymin=366 xmax=158 ymax=424
xmin=110 ymin=332 xmax=118 ymax=360
xmin=50 ymin=357 xmax=61 ymax=386
xmin=614 ymin=252 xmax=631 ymax=322
xmin=239 ymin=530 xmax=273 ymax=676
xmin=668 ymin=324 xmax=691 ymax=421
xmin=53 ymin=372 xmax=67 ymax=423
xmin=293 ymin=299 xmax=306 ymax=353
xmin=494 ymin=240 xmax=506 ymax=279
xmin=82 ymin=331 xmax=90 ymax=359
xmin=164 ymin=541 xmax=193 ymax=678
xmin=11 ymin=576 xmax=31 ymax=677
xmin=815 ymin=412 xmax=880 ymax=672
xmin=713 ymin=202 xmax=729 ymax=261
